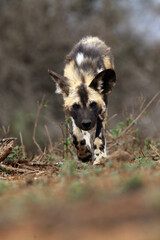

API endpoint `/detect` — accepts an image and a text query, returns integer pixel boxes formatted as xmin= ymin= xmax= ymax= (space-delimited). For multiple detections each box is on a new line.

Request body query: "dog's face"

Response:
xmin=48 ymin=69 xmax=116 ymax=131
xmin=68 ymin=85 xmax=103 ymax=130
xmin=70 ymin=101 xmax=100 ymax=131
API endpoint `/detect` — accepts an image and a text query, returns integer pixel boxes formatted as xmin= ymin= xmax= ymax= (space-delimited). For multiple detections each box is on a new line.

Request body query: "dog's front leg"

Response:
xmin=72 ymin=119 xmax=92 ymax=162
xmin=93 ymin=116 xmax=107 ymax=165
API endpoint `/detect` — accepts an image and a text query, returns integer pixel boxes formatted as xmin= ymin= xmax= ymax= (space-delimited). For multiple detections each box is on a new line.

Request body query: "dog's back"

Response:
xmin=64 ymin=36 xmax=114 ymax=88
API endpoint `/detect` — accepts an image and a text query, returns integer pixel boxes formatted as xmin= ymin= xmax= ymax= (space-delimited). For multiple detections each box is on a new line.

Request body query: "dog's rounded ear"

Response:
xmin=48 ymin=69 xmax=70 ymax=96
xmin=89 ymin=69 xmax=116 ymax=94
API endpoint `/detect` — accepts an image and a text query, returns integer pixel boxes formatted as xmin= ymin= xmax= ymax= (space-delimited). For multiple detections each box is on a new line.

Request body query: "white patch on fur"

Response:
xmin=101 ymin=102 xmax=106 ymax=114
xmin=76 ymin=52 xmax=84 ymax=65
xmin=72 ymin=118 xmax=82 ymax=140
xmin=55 ymin=84 xmax=62 ymax=94
xmin=82 ymin=131 xmax=91 ymax=148
xmin=97 ymin=80 xmax=103 ymax=92
xmin=93 ymin=135 xmax=107 ymax=165
xmin=72 ymin=118 xmax=91 ymax=149
xmin=97 ymin=68 xmax=103 ymax=73
xmin=93 ymin=150 xmax=106 ymax=165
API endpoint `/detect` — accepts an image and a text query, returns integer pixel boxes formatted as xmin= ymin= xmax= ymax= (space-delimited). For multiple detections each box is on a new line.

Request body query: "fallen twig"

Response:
xmin=2 ymin=158 xmax=28 ymax=165
xmin=0 ymin=163 xmax=38 ymax=174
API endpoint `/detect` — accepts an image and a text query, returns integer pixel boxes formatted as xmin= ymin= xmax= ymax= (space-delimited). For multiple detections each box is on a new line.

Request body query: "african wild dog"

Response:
xmin=48 ymin=36 xmax=116 ymax=165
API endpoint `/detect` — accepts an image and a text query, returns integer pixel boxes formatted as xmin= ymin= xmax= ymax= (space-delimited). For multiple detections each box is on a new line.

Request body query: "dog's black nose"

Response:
xmin=82 ymin=119 xmax=91 ymax=129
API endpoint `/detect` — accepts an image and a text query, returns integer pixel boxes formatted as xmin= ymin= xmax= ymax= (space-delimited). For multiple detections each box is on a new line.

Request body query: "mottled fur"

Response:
xmin=48 ymin=36 xmax=116 ymax=164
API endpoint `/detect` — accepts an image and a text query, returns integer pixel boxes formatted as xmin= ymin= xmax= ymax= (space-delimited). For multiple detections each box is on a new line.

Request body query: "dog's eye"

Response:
xmin=72 ymin=103 xmax=80 ymax=110
xmin=90 ymin=101 xmax=97 ymax=108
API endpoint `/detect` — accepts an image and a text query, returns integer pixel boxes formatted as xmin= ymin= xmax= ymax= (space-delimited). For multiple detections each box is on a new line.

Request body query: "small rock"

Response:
xmin=93 ymin=150 xmax=134 ymax=165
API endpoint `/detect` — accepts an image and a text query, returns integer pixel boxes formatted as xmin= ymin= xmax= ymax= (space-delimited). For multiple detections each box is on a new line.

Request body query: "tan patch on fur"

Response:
xmin=104 ymin=108 xmax=108 ymax=120
xmin=102 ymin=120 xmax=105 ymax=129
xmin=87 ymin=88 xmax=103 ymax=107
xmin=64 ymin=85 xmax=104 ymax=110
xmin=64 ymin=61 xmax=82 ymax=87
xmin=103 ymin=56 xmax=112 ymax=69
xmin=94 ymin=137 xmax=103 ymax=149
xmin=82 ymin=72 xmax=94 ymax=86
xmin=64 ymin=88 xmax=80 ymax=109
xmin=81 ymin=37 xmax=111 ymax=52
xmin=81 ymin=36 xmax=101 ymax=45
xmin=82 ymin=131 xmax=91 ymax=148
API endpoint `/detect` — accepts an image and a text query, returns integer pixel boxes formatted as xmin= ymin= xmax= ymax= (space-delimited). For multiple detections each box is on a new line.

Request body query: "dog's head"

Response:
xmin=48 ymin=69 xmax=116 ymax=131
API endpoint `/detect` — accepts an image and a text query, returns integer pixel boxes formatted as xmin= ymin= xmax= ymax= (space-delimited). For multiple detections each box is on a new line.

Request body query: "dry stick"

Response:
xmin=2 ymin=126 xmax=10 ymax=137
xmin=44 ymin=125 xmax=53 ymax=151
xmin=107 ymin=114 xmax=118 ymax=124
xmin=19 ymin=132 xmax=26 ymax=159
xmin=120 ymin=91 xmax=160 ymax=137
xmin=153 ymin=97 xmax=160 ymax=111
xmin=0 ymin=162 xmax=41 ymax=174
xmin=150 ymin=144 xmax=160 ymax=158
xmin=33 ymin=96 xmax=45 ymax=154
xmin=59 ymin=122 xmax=65 ymax=159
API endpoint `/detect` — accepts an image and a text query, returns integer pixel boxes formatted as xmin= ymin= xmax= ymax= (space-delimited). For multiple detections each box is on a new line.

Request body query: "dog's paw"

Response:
xmin=77 ymin=145 xmax=92 ymax=162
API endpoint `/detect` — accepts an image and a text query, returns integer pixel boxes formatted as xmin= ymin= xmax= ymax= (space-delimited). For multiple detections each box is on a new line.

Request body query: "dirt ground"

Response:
xmin=0 ymin=153 xmax=160 ymax=240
